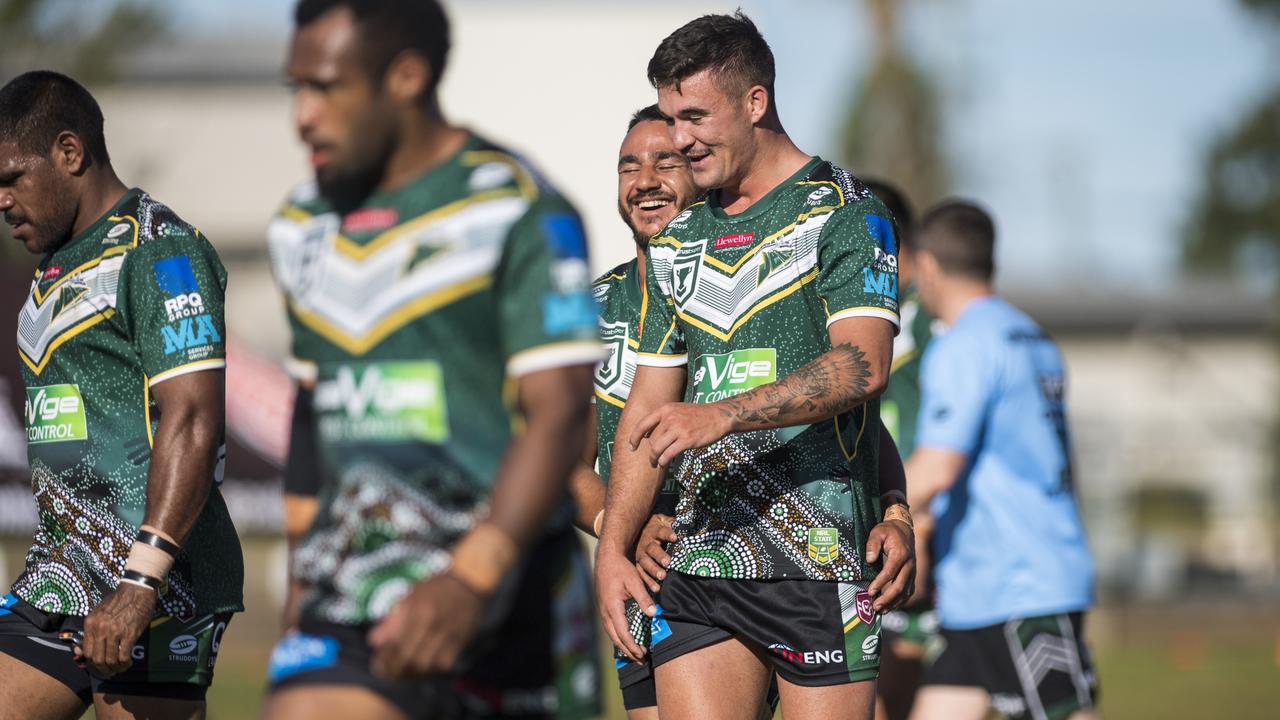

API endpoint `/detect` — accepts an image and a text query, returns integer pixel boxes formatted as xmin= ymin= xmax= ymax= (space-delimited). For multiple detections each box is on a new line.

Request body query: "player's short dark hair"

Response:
xmin=294 ymin=0 xmax=451 ymax=98
xmin=917 ymin=200 xmax=996 ymax=281
xmin=0 ymin=71 xmax=110 ymax=165
xmin=863 ymin=178 xmax=914 ymax=249
xmin=647 ymin=11 xmax=775 ymax=99
xmin=627 ymin=104 xmax=666 ymax=132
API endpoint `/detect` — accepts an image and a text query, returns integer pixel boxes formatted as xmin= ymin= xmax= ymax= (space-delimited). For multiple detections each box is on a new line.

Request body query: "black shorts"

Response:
xmin=649 ymin=572 xmax=881 ymax=687
xmin=0 ymin=592 xmax=230 ymax=704
xmin=267 ymin=528 xmax=600 ymax=720
xmin=923 ymin=611 xmax=1098 ymax=720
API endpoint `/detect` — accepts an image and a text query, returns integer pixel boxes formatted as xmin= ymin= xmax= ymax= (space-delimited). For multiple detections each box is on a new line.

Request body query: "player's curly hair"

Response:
xmin=0 ymin=71 xmax=109 ymax=165
xmin=647 ymin=10 xmax=775 ymax=99
xmin=294 ymin=0 xmax=451 ymax=100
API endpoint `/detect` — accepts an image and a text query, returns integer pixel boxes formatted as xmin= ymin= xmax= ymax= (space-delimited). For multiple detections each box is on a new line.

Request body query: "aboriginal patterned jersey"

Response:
xmin=592 ymin=257 xmax=676 ymax=512
xmin=637 ymin=158 xmax=900 ymax=583
xmin=12 ymin=188 xmax=244 ymax=618
xmin=268 ymin=134 xmax=602 ymax=625
xmin=881 ymin=287 xmax=934 ymax=457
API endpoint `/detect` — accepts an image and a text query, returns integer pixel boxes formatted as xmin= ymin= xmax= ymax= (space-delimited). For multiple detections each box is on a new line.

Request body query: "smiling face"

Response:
xmin=617 ymin=119 xmax=697 ymax=247
xmin=286 ymin=6 xmax=399 ymax=212
xmin=0 ymin=141 xmax=78 ymax=255
xmin=656 ymin=69 xmax=760 ymax=192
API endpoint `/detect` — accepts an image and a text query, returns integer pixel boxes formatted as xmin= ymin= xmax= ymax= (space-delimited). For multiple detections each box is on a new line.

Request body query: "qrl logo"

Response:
xmin=855 ymin=589 xmax=876 ymax=625
xmin=164 ymin=292 xmax=205 ymax=321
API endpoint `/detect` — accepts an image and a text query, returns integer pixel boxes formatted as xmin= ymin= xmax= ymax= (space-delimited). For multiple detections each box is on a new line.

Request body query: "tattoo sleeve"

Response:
xmin=717 ymin=343 xmax=874 ymax=430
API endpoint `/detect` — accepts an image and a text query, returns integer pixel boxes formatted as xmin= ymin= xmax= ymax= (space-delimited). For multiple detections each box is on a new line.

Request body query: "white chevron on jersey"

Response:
xmin=18 ymin=255 xmax=125 ymax=373
xmin=650 ymin=209 xmax=833 ymax=335
xmin=268 ymin=194 xmax=530 ymax=353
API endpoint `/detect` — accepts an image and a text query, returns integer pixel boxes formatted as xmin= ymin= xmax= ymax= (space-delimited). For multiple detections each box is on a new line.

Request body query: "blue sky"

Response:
xmin=174 ymin=0 xmax=1272 ymax=290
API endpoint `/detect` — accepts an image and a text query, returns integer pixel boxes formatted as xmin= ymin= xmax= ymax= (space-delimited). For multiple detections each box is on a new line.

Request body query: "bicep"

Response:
xmin=827 ymin=315 xmax=895 ymax=385
xmin=516 ymin=363 xmax=595 ymax=424
xmin=150 ymin=368 xmax=225 ymax=430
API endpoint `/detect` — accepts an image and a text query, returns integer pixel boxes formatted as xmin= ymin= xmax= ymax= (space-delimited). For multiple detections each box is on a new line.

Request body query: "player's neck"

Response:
xmin=635 ymin=244 xmax=647 ymax=290
xmin=718 ymin=131 xmax=809 ymax=215
xmin=938 ymin=282 xmax=994 ymax=325
xmin=71 ymin=170 xmax=129 ymax=240
xmin=380 ymin=105 xmax=470 ymax=193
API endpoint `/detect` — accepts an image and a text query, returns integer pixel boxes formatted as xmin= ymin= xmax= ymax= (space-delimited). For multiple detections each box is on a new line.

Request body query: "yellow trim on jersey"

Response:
xmin=675 ymin=266 xmax=820 ymax=342
xmin=594 ymin=388 xmax=626 ymax=409
xmin=31 ymin=244 xmax=131 ymax=304
xmin=698 ymin=201 xmax=840 ymax=276
xmin=594 ymin=272 xmax=627 ymax=285
xmin=648 ymin=235 xmax=682 ymax=249
xmin=461 ymin=150 xmax=540 ymax=200
xmin=19 ymin=309 xmax=116 ymax=375
xmin=626 ymin=337 xmax=640 ymax=350
xmin=332 ymin=188 xmax=524 ymax=261
xmin=148 ymin=359 xmax=226 ymax=387
xmin=280 ymin=205 xmax=312 ymax=223
xmin=291 ymin=273 xmax=493 ymax=356
xmin=144 ymin=378 xmax=154 ymax=449
xmin=844 ymin=615 xmax=862 ymax=633
xmin=834 ymin=405 xmax=869 ymax=462
xmin=890 ymin=347 xmax=918 ymax=374
xmin=637 ymin=276 xmax=652 ymax=340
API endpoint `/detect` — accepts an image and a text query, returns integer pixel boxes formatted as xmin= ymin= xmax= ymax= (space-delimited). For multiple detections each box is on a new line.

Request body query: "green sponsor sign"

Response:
xmin=691 ymin=348 xmax=776 ymax=403
xmin=25 ymin=384 xmax=88 ymax=444
xmin=314 ymin=362 xmax=449 ymax=443
xmin=807 ymin=527 xmax=839 ymax=565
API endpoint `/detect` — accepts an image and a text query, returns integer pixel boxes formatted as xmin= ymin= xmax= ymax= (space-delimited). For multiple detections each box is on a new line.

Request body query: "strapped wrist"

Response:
xmin=447 ymin=522 xmax=518 ymax=596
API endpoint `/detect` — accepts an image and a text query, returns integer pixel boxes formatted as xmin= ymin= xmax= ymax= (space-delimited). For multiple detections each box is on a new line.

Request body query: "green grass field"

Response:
xmin=5 ymin=539 xmax=1273 ymax=719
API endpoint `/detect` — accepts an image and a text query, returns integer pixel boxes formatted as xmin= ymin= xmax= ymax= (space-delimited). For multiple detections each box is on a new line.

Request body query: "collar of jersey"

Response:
xmin=705 ymin=156 xmax=821 ymax=223
xmin=46 ymin=187 xmax=141 ymax=260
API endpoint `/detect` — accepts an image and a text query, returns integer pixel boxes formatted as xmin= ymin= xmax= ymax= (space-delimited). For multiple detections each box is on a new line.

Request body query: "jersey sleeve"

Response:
xmin=496 ymin=196 xmax=603 ymax=378
xmin=916 ymin=333 xmax=993 ymax=455
xmin=815 ymin=199 xmax=901 ymax=331
xmin=121 ymin=232 xmax=228 ymax=386
xmin=634 ymin=239 xmax=688 ymax=367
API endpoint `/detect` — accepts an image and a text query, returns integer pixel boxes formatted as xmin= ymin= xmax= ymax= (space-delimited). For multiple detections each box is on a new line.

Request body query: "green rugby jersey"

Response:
xmin=13 ymin=188 xmax=244 ymax=618
xmin=591 ymin=257 xmax=676 ymax=513
xmin=269 ymin=134 xmax=602 ymax=625
xmin=636 ymin=158 xmax=900 ymax=583
xmin=880 ymin=288 xmax=934 ymax=457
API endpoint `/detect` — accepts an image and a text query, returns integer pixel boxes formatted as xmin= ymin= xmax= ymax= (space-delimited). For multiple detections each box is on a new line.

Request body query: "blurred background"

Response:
xmin=0 ymin=0 xmax=1276 ymax=717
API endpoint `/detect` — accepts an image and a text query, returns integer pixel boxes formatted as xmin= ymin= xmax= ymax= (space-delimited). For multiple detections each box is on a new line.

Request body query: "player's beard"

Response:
xmin=316 ymin=130 xmax=398 ymax=216
xmin=617 ymin=199 xmax=650 ymax=249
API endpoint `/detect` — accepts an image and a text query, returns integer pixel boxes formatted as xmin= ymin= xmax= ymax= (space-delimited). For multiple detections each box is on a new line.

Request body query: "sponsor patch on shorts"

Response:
xmin=268 ymin=633 xmax=339 ymax=682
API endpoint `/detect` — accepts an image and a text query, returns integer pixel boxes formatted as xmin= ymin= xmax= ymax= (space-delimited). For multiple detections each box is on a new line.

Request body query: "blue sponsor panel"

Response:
xmin=153 ymin=255 xmax=200 ymax=295
xmin=542 ymin=292 xmax=597 ymax=335
xmin=0 ymin=592 xmax=18 ymax=616
xmin=649 ymin=604 xmax=672 ymax=647
xmin=267 ymin=633 xmax=339 ymax=682
xmin=542 ymin=213 xmax=588 ymax=259
xmin=162 ymin=315 xmax=222 ymax=355
xmin=862 ymin=268 xmax=898 ymax=297
xmin=865 ymin=214 xmax=896 ymax=254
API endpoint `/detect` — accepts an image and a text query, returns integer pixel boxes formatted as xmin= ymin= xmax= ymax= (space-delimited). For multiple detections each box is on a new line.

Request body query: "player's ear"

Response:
xmin=745 ymin=84 xmax=769 ymax=125
xmin=384 ymin=50 xmax=431 ymax=106
xmin=51 ymin=131 xmax=88 ymax=176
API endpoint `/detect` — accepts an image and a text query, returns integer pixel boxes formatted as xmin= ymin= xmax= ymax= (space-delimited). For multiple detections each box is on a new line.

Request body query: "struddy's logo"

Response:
xmin=714 ymin=233 xmax=754 ymax=250
xmin=671 ymin=240 xmax=705 ymax=305
xmin=807 ymin=185 xmax=835 ymax=204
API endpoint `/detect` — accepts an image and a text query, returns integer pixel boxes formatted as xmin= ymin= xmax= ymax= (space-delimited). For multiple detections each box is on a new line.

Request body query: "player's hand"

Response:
xmin=907 ymin=518 xmax=933 ymax=606
xmin=368 ymin=572 xmax=484 ymax=681
xmin=865 ymin=518 xmax=916 ymax=613
xmin=79 ymin=582 xmax=157 ymax=677
xmin=634 ymin=513 xmax=677 ymax=593
xmin=595 ymin=546 xmax=653 ymax=663
xmin=629 ymin=402 xmax=732 ymax=467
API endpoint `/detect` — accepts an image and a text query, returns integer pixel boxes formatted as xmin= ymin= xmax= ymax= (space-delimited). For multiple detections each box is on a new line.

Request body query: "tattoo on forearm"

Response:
xmin=719 ymin=343 xmax=872 ymax=428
